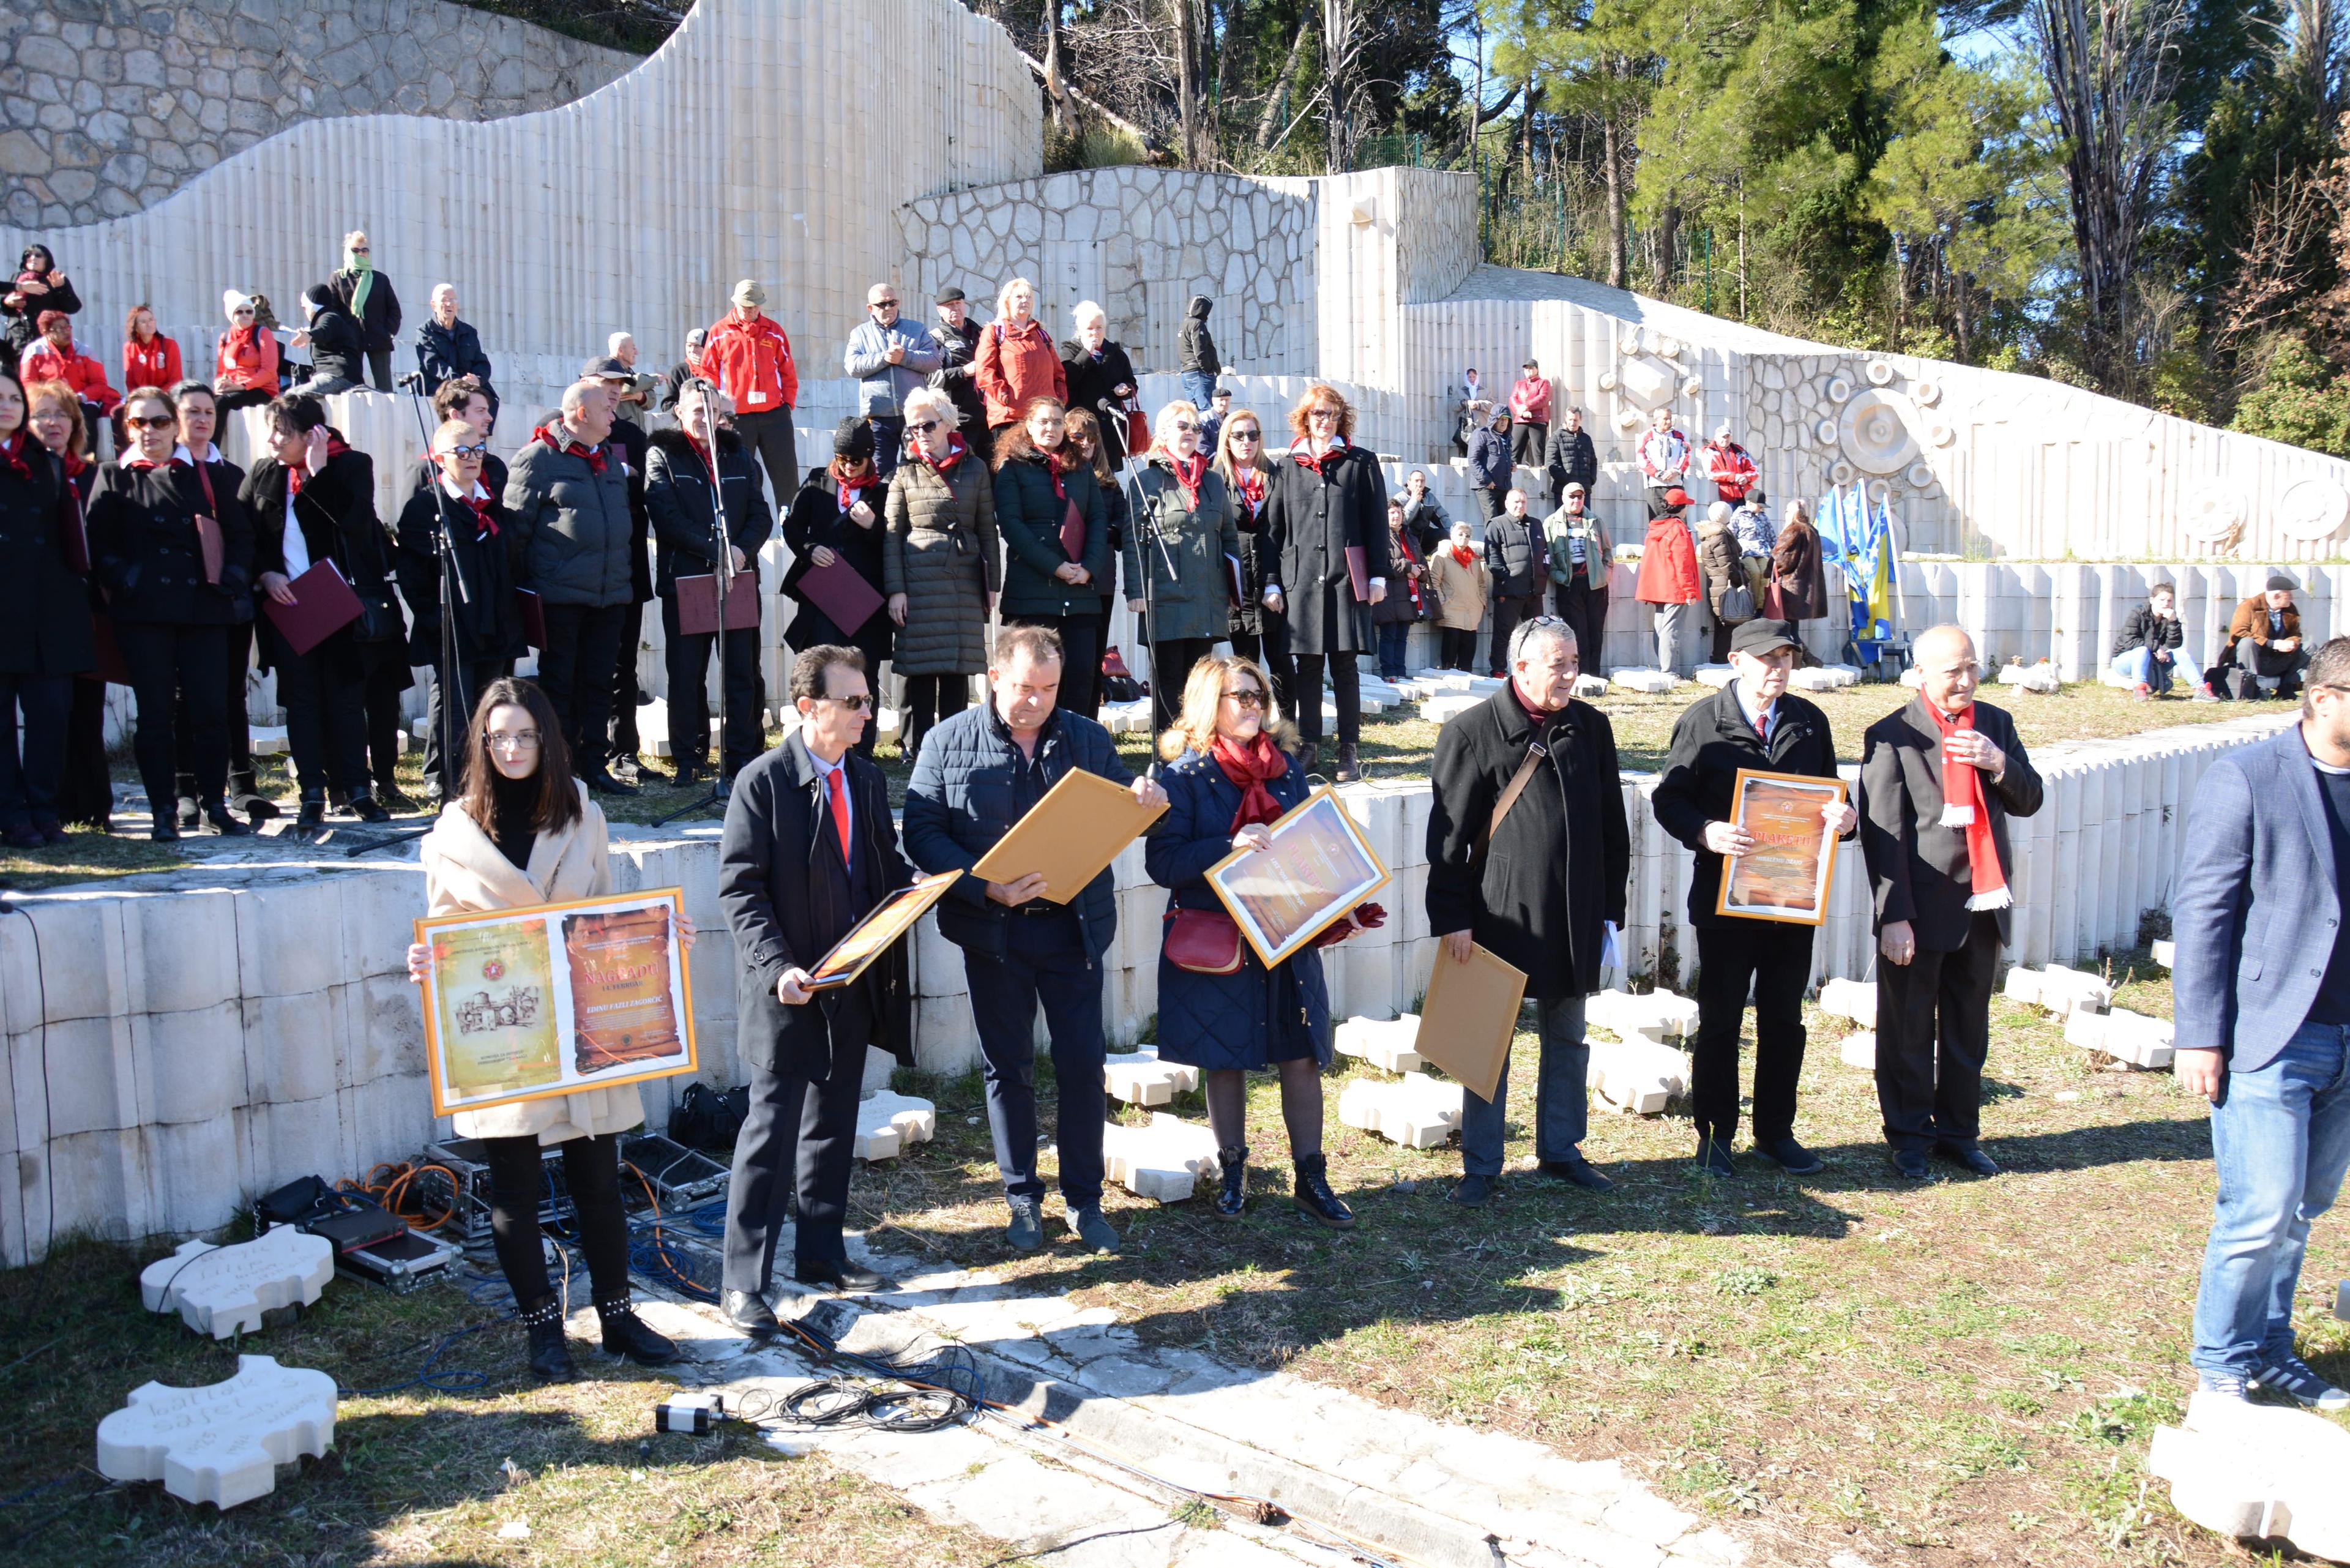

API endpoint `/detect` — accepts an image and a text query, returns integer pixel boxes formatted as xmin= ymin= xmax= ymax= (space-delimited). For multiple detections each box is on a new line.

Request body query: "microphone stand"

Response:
xmin=655 ymin=383 xmax=742 ymax=827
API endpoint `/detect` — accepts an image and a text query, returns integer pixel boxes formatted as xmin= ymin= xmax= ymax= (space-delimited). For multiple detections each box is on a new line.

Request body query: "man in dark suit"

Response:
xmin=2172 ymin=637 xmax=2350 ymax=1409
xmin=717 ymin=645 xmax=914 ymax=1326
xmin=1859 ymin=624 xmax=2044 ymax=1179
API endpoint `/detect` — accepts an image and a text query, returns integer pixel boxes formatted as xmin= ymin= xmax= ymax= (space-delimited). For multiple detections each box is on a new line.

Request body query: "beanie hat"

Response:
xmin=833 ymin=416 xmax=875 ymax=460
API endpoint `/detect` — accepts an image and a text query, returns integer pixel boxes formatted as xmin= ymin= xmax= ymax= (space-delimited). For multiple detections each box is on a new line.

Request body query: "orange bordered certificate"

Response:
xmin=1715 ymin=769 xmax=1845 ymax=926
xmin=414 ymin=887 xmax=698 ymax=1117
xmin=1204 ymin=786 xmax=1391 ymax=968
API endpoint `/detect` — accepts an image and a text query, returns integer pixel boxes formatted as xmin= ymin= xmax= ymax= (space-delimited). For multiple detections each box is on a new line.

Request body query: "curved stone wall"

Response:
xmin=0 ymin=0 xmax=638 ymax=229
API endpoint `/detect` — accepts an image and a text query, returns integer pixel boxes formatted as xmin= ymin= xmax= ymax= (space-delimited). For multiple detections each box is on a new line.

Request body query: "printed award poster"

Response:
xmin=1717 ymin=768 xmax=1845 ymax=925
xmin=430 ymin=919 xmax=563 ymax=1097
xmin=1206 ymin=788 xmax=1390 ymax=967
xmin=564 ymin=905 xmax=685 ymax=1073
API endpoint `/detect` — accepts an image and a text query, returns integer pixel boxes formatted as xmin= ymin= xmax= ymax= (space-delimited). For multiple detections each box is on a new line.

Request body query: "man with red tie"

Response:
xmin=717 ymin=645 xmax=915 ymax=1324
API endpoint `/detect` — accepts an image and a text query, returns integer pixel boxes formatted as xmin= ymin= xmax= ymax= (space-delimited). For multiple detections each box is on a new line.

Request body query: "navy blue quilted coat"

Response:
xmin=1144 ymin=749 xmax=1332 ymax=1070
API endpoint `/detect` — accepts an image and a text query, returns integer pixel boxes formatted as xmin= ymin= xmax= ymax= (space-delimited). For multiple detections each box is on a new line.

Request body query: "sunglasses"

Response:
xmin=818 ymin=694 xmax=873 ymax=712
xmin=871 ymin=299 xmax=900 ymax=309
xmin=126 ymin=414 xmax=174 ymax=430
xmin=1230 ymin=428 xmax=1261 ymax=441
xmin=908 ymin=419 xmax=941 ymax=434
xmin=1308 ymin=408 xmax=1338 ymax=420
xmin=233 ymin=307 xmax=256 ymax=316
xmin=1222 ymin=689 xmax=1267 ymax=709
xmin=443 ymin=442 xmax=489 ymax=458
xmin=1173 ymin=420 xmax=1200 ymax=433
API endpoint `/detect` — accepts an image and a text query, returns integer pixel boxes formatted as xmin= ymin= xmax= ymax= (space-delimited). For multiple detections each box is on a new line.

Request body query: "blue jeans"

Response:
xmin=1180 ymin=370 xmax=1218 ymax=413
xmin=1460 ymin=993 xmax=1589 ymax=1176
xmin=964 ymin=913 xmax=1108 ymax=1209
xmin=1377 ymin=622 xmax=1411 ymax=679
xmin=2190 ymin=1020 xmax=2350 ymax=1377
xmin=2110 ymin=645 xmax=2201 ymax=693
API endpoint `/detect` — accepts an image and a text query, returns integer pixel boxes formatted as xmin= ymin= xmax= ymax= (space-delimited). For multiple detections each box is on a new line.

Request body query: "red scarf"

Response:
xmin=1210 ymin=730 xmax=1289 ymax=832
xmin=1234 ymin=465 xmax=1266 ymax=515
xmin=456 ymin=483 xmax=498 ymax=539
xmin=919 ymin=433 xmax=967 ymax=476
xmin=0 ymin=429 xmax=28 ymax=482
xmin=532 ymin=424 xmax=608 ymax=474
xmin=1392 ymin=524 xmax=1425 ymax=612
xmin=1291 ymin=434 xmax=1345 ymax=476
xmin=1040 ymin=446 xmax=1070 ymax=501
xmin=1160 ymin=449 xmax=1207 ymax=509
xmin=829 ymin=458 xmax=879 ymax=509
xmin=1925 ymin=701 xmax=2011 ymax=910
xmin=59 ymin=447 xmax=87 ymax=481
xmin=1449 ymin=543 xmax=1477 ymax=569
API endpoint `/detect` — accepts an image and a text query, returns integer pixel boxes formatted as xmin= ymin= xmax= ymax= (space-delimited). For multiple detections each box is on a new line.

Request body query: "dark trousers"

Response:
xmin=964 ymin=913 xmax=1108 ymax=1209
xmin=1490 ymin=592 xmax=1543 ymax=676
xmin=1555 ymin=570 xmax=1609 ymax=671
xmin=1147 ymin=635 xmax=1215 ymax=733
xmin=900 ymin=673 xmax=969 ymax=761
xmin=1376 ymin=621 xmax=1412 ymax=678
xmin=116 ymin=621 xmax=228 ymax=812
xmin=660 ymin=596 xmax=763 ymax=776
xmin=174 ymin=619 xmax=253 ymax=801
xmin=735 ymin=408 xmax=800 ymax=514
xmin=1511 ymin=420 xmax=1546 ymax=466
xmin=1440 ymin=627 xmax=1477 ymax=670
xmin=1875 ymin=911 xmax=2001 ymax=1152
xmin=364 ymin=659 xmax=406 ymax=793
xmin=482 ymin=1131 xmax=631 ymax=1307
xmin=1692 ymin=920 xmax=1815 ymax=1148
xmin=59 ymin=676 xmax=111 ymax=827
xmin=869 ymin=416 xmax=905 ymax=482
xmin=364 ymin=348 xmax=393 ymax=393
xmin=722 ymin=991 xmax=870 ymax=1291
xmin=608 ymin=602 xmax=646 ymax=763
xmin=1007 ymin=613 xmax=1101 ymax=718
xmin=1292 ymin=652 xmax=1360 ymax=747
xmin=264 ymin=622 xmax=370 ymax=800
xmin=1474 ymin=484 xmax=1505 ymax=522
xmin=535 ymin=602 xmax=629 ymax=767
xmin=421 ymin=650 xmax=512 ymax=796
xmin=1229 ymin=618 xmax=1294 ymax=723
xmin=0 ymin=673 xmax=72 ymax=830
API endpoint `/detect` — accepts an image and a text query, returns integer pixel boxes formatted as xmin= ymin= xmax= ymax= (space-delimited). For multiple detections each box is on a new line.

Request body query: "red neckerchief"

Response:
xmin=1449 ymin=543 xmax=1477 ymax=568
xmin=1234 ymin=465 xmax=1266 ymax=513
xmin=1042 ymin=447 xmax=1069 ymax=502
xmin=830 ymin=460 xmax=879 ymax=510
xmin=1210 ymin=730 xmax=1289 ymax=832
xmin=0 ymin=429 xmax=29 ymax=482
xmin=1291 ymin=434 xmax=1346 ymax=476
xmin=532 ymin=423 xmax=608 ymax=475
xmin=1392 ymin=525 xmax=1425 ymax=611
xmin=919 ymin=433 xmax=967 ymax=476
xmin=1925 ymin=701 xmax=2011 ymax=909
xmin=1159 ymin=448 xmax=1207 ymax=509
xmin=122 ymin=453 xmax=162 ymax=471
xmin=452 ymin=482 xmax=498 ymax=539
xmin=59 ymin=447 xmax=87 ymax=480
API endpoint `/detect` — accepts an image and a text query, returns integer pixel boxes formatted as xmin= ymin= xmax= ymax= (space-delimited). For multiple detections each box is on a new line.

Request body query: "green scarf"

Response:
xmin=345 ymin=246 xmax=373 ymax=319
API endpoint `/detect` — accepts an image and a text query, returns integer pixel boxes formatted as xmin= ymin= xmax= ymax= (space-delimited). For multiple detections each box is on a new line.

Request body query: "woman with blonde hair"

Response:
xmin=884 ymin=384 xmax=999 ymax=760
xmin=1212 ymin=404 xmax=1289 ymax=722
xmin=1147 ymin=653 xmax=1358 ymax=1226
xmin=974 ymin=277 xmax=1065 ymax=433
xmin=1125 ymin=399 xmax=1240 ymax=732
xmin=1264 ymin=384 xmax=1387 ymax=780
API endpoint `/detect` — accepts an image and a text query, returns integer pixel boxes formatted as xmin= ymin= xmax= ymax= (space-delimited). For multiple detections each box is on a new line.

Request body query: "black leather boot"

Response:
xmin=597 ymin=1297 xmax=680 ymax=1366
xmin=295 ymin=792 xmax=326 ymax=831
xmin=201 ymin=799 xmax=251 ymax=836
xmin=1214 ymin=1146 xmax=1248 ymax=1220
xmin=1334 ymin=743 xmax=1361 ymax=783
xmin=517 ymin=1295 xmax=578 ymax=1382
xmin=228 ymin=769 xmax=278 ymax=821
xmin=1292 ymin=1152 xmax=1355 ymax=1229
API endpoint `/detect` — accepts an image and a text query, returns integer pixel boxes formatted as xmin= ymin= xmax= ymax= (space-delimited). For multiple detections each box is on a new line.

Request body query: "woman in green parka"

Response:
xmin=1124 ymin=398 xmax=1240 ymax=733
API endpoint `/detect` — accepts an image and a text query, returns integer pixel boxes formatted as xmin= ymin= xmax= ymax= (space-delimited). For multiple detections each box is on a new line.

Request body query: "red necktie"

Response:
xmin=826 ymin=767 xmax=852 ymax=866
xmin=1756 ymin=706 xmax=1771 ymax=745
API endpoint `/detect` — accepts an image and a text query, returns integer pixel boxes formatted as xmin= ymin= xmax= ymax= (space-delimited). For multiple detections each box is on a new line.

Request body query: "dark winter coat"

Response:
xmin=902 ymin=703 xmax=1135 ymax=963
xmin=328 ymin=266 xmax=401 ymax=353
xmin=87 ymin=458 xmax=255 ymax=627
xmin=1766 ymin=514 xmax=1830 ymax=621
xmin=1266 ymin=442 xmax=1389 ymax=657
xmin=644 ymin=428 xmax=772 ymax=598
xmin=995 ymin=451 xmax=1112 ymax=619
xmin=883 ymin=446 xmax=999 ymax=675
xmin=1651 ymin=681 xmax=1846 ymax=928
xmin=417 ymin=316 xmax=494 ymax=397
xmin=394 ymin=477 xmax=524 ymax=666
xmin=1426 ymin=685 xmax=1630 ymax=1000
xmin=1124 ymin=454 xmax=1242 ymax=645
xmin=606 ymin=417 xmax=654 ymax=605
xmin=1545 ymin=423 xmax=1598 ymax=495
xmin=1224 ymin=466 xmax=1272 ymax=637
xmin=1146 ymin=749 xmax=1332 ymax=1070
xmin=1372 ymin=518 xmax=1428 ymax=625
xmin=1400 ymin=493 xmax=1450 ymax=556
xmin=1176 ymin=295 xmax=1220 ymax=376
xmin=2 ymin=269 xmax=80 ymax=354
xmin=0 ymin=443 xmax=95 ymax=676
xmin=1466 ymin=425 xmax=1513 ymax=491
xmin=241 ymin=445 xmax=399 ymax=672
xmin=1859 ymin=696 xmax=2042 ymax=949
xmin=1696 ymin=518 xmax=1747 ymax=620
xmin=503 ymin=431 xmax=636 ymax=609
xmin=1483 ymin=510 xmax=1546 ymax=600
xmin=931 ymin=315 xmax=988 ymax=436
xmin=2112 ymin=603 xmax=2186 ymax=657
xmin=781 ymin=468 xmax=892 ymax=662
xmin=302 ymin=305 xmax=365 ymax=386
xmin=1059 ymin=338 xmax=1140 ymax=466
xmin=719 ymin=733 xmax=914 ymax=1078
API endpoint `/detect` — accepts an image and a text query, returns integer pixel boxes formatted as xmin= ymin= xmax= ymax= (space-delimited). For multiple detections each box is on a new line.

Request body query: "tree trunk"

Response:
xmin=1041 ymin=0 xmax=1073 ymax=138
xmin=1255 ymin=16 xmax=1313 ymax=149
xmin=1323 ymin=0 xmax=1355 ymax=173
xmin=1653 ymin=196 xmax=1680 ymax=294
xmin=1215 ymin=0 xmax=1249 ymax=110
xmin=1176 ymin=0 xmax=1203 ymax=168
xmin=1603 ymin=114 xmax=1628 ymax=290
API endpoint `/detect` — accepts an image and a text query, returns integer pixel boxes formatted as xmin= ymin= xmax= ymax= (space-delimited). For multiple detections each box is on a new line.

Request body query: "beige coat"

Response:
xmin=1428 ymin=547 xmax=1491 ymax=631
xmin=420 ymin=782 xmax=646 ymax=1145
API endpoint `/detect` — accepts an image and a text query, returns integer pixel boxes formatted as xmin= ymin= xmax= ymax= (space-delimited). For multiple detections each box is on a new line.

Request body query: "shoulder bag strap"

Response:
xmin=1474 ymin=739 xmax=1548 ymax=864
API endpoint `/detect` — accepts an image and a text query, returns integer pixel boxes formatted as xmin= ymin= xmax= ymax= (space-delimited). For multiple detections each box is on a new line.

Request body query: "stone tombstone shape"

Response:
xmin=2148 ymin=1389 xmax=2350 ymax=1561
xmin=140 ymin=1229 xmax=337 ymax=1339
xmin=97 ymin=1354 xmax=338 ymax=1510
xmin=852 ymin=1091 xmax=938 ymax=1162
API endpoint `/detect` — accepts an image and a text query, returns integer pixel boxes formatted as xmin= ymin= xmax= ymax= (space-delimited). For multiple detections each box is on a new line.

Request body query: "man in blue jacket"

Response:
xmin=2173 ymin=635 xmax=2350 ymax=1410
xmin=903 ymin=624 xmax=1168 ymax=1253
xmin=842 ymin=283 xmax=940 ymax=482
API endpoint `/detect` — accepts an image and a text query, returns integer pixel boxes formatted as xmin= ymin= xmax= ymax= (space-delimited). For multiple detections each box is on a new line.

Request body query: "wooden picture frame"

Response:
xmin=1204 ymin=786 xmax=1392 ymax=968
xmin=803 ymin=870 xmax=961 ymax=991
xmin=1714 ymin=769 xmax=1845 ymax=926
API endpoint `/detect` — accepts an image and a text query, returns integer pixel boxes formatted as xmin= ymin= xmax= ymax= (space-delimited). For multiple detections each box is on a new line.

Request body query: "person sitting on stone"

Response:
xmin=19 ymin=311 xmax=120 ymax=431
xmin=286 ymin=285 xmax=367 ymax=397
xmin=2223 ymin=574 xmax=2310 ymax=700
xmin=417 ymin=283 xmax=496 ymax=409
xmin=2111 ymin=581 xmax=2214 ymax=701
xmin=214 ymin=292 xmax=280 ymax=413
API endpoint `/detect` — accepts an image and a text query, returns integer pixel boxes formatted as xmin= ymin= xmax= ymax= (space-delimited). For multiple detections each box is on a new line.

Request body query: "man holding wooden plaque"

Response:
xmin=904 ymin=624 xmax=1168 ymax=1253
xmin=1653 ymin=619 xmax=1859 ymax=1178
xmin=1427 ymin=616 xmax=1629 ymax=1206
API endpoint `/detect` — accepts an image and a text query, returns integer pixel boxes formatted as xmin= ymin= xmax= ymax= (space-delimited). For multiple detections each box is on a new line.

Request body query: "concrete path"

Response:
xmin=611 ymin=1230 xmax=1748 ymax=1568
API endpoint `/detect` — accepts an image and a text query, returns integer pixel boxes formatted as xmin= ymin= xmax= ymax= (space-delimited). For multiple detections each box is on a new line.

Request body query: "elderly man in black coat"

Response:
xmin=717 ymin=646 xmax=914 ymax=1326
xmin=1427 ymin=615 xmax=1630 ymax=1206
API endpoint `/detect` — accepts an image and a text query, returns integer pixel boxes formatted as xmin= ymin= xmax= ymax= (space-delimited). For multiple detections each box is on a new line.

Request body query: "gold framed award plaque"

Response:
xmin=415 ymin=888 xmax=698 ymax=1116
xmin=1204 ymin=786 xmax=1391 ymax=968
xmin=1714 ymin=768 xmax=1845 ymax=925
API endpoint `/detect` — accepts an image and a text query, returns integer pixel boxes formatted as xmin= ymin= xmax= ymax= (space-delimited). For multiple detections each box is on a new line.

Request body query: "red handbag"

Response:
xmin=1164 ymin=906 xmax=1244 ymax=974
xmin=1123 ymin=400 xmax=1151 ymax=457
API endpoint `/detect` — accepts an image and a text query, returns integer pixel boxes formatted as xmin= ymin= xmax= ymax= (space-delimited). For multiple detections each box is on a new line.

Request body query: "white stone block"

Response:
xmin=2148 ymin=1391 xmax=2350 ymax=1562
xmin=1609 ymin=668 xmax=1679 ymax=693
xmin=1817 ymin=977 xmax=1876 ymax=1028
xmin=249 ymin=725 xmax=289 ymax=756
xmin=1786 ymin=663 xmax=1862 ymax=691
xmin=1102 ymin=1045 xmax=1198 ymax=1107
xmin=1423 ymin=693 xmax=1483 ymax=722
xmin=912 ymin=995 xmax=981 ymax=1075
xmin=2152 ymin=939 xmax=2176 ymax=969
xmin=1337 ymin=1071 xmax=1464 ymax=1148
xmin=1335 ymin=1014 xmax=1425 ymax=1073
xmin=852 ymin=1091 xmax=937 ymax=1162
xmin=2035 ymin=963 xmax=2114 ymax=1015
xmin=1838 ymin=1031 xmax=1877 ymax=1069
xmin=1693 ymin=663 xmax=1735 ymax=689
xmin=1572 ymin=673 xmax=1610 ymax=699
xmin=2064 ymin=1006 xmax=2175 ymax=1069
xmin=136 ymin=1002 xmax=247 ymax=1127
xmin=1586 ymin=1037 xmax=1690 ymax=1116
xmin=121 ymin=889 xmax=242 ymax=1015
xmin=97 ymin=1354 xmax=338 ymax=1510
xmin=1997 ymin=661 xmax=2062 ymax=693
xmin=1100 ymin=1112 xmax=1222 ymax=1202
xmin=140 ymin=1230 xmax=336 ymax=1339
xmin=1587 ymin=987 xmax=1700 ymax=1043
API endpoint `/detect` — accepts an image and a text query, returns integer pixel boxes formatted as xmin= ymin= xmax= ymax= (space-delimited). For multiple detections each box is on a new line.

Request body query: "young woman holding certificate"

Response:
xmin=1146 ymin=654 xmax=1354 ymax=1229
xmin=403 ymin=678 xmax=684 ymax=1382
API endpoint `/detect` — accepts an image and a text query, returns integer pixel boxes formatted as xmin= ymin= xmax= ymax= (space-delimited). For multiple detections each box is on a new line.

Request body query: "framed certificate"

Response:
xmin=1715 ymin=769 xmax=1845 ymax=925
xmin=414 ymin=888 xmax=699 ymax=1116
xmin=804 ymin=870 xmax=961 ymax=991
xmin=1205 ymin=787 xmax=1392 ymax=968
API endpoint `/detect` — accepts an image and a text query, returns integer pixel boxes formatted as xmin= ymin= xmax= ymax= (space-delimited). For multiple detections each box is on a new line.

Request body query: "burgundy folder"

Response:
xmin=674 ymin=571 xmax=760 ymax=636
xmin=515 ymin=588 xmax=545 ymax=650
xmin=800 ymin=556 xmax=884 ymax=638
xmin=1058 ymin=498 xmax=1086 ymax=564
xmin=1345 ymin=545 xmax=1370 ymax=603
xmin=259 ymin=559 xmax=362 ymax=657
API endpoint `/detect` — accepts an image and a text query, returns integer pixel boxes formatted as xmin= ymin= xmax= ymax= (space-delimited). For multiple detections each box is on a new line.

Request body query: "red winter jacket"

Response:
xmin=1706 ymin=440 xmax=1758 ymax=504
xmin=1634 ymin=514 xmax=1701 ymax=605
xmin=122 ymin=334 xmax=182 ymax=394
xmin=21 ymin=340 xmax=121 ymax=414
xmin=703 ymin=312 xmax=799 ymax=415
xmin=974 ymin=316 xmax=1066 ymax=428
xmin=215 ymin=324 xmax=279 ymax=394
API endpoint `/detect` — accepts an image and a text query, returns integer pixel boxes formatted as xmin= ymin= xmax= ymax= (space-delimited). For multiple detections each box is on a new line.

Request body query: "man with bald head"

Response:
xmin=1859 ymin=625 xmax=2043 ymax=1179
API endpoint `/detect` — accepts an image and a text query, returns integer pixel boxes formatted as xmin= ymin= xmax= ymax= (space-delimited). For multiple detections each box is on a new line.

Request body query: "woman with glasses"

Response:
xmin=213 ymin=291 xmax=279 ymax=413
xmin=783 ymin=419 xmax=893 ymax=756
xmin=0 ymin=368 xmax=97 ymax=849
xmin=1125 ymin=400 xmax=1240 ymax=734
xmin=1212 ymin=407 xmax=1290 ymax=722
xmin=1057 ymin=302 xmax=1138 ymax=468
xmin=396 ymin=419 xmax=525 ymax=797
xmin=405 ymin=677 xmax=682 ymax=1381
xmin=1147 ymin=654 xmax=1355 ymax=1228
xmin=884 ymin=385 xmax=999 ymax=762
xmin=87 ymin=385 xmax=256 ymax=840
xmin=163 ymin=380 xmax=271 ymax=830
xmin=328 ymin=230 xmax=401 ymax=392
xmin=993 ymin=396 xmax=1111 ymax=717
xmin=1264 ymin=385 xmax=1387 ymax=781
